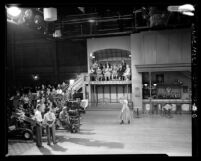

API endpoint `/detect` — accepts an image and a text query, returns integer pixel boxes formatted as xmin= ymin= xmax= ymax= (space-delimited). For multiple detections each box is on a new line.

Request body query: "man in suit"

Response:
xmin=43 ymin=104 xmax=57 ymax=145
xmin=34 ymin=104 xmax=43 ymax=148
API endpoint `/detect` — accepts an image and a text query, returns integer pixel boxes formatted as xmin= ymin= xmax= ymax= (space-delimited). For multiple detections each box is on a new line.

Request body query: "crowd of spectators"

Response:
xmin=89 ymin=60 xmax=131 ymax=81
xmin=7 ymin=82 xmax=70 ymax=126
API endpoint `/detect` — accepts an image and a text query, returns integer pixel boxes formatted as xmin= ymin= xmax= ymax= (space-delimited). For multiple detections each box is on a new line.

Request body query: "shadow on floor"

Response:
xmin=8 ymin=139 xmax=34 ymax=144
xmin=80 ymin=128 xmax=94 ymax=132
xmin=49 ymin=144 xmax=67 ymax=152
xmin=38 ymin=146 xmax=52 ymax=155
xmin=78 ymin=131 xmax=96 ymax=135
xmin=57 ymin=135 xmax=124 ymax=149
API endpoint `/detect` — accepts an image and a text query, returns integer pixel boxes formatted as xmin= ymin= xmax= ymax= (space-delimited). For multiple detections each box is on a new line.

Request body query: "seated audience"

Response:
xmin=117 ymin=64 xmax=124 ymax=80
xmin=112 ymin=64 xmax=118 ymax=80
xmin=96 ymin=66 xmax=103 ymax=81
xmin=89 ymin=66 xmax=96 ymax=81
xmin=104 ymin=64 xmax=111 ymax=81
xmin=123 ymin=64 xmax=131 ymax=81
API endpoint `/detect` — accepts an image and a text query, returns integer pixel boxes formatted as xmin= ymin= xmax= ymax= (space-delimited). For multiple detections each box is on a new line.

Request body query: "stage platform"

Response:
xmin=87 ymin=103 xmax=122 ymax=111
xmin=7 ymin=110 xmax=191 ymax=156
xmin=84 ymin=80 xmax=132 ymax=85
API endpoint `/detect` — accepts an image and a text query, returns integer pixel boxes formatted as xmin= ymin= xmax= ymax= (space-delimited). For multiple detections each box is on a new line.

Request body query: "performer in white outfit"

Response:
xmin=120 ymin=99 xmax=131 ymax=124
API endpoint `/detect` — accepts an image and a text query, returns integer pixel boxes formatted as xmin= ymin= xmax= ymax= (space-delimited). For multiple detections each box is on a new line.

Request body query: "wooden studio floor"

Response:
xmin=7 ymin=109 xmax=192 ymax=156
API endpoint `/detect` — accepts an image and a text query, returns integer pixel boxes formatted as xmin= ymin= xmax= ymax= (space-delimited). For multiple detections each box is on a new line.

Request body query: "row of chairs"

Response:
xmin=143 ymin=103 xmax=190 ymax=115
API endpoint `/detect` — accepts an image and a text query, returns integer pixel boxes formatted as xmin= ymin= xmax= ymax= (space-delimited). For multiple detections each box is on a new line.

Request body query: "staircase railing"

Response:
xmin=72 ymin=77 xmax=83 ymax=91
xmin=68 ymin=73 xmax=88 ymax=92
xmin=68 ymin=76 xmax=82 ymax=90
xmin=59 ymin=73 xmax=88 ymax=100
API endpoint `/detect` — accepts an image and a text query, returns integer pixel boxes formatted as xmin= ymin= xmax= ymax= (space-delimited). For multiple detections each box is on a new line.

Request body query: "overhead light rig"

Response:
xmin=6 ymin=5 xmax=194 ymax=41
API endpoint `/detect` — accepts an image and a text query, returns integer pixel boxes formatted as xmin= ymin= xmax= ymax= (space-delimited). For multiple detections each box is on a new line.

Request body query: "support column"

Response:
xmin=88 ymin=80 xmax=92 ymax=106
xmin=132 ymin=74 xmax=143 ymax=111
xmin=93 ymin=84 xmax=96 ymax=106
xmin=149 ymin=72 xmax=152 ymax=112
xmin=131 ymin=33 xmax=143 ymax=111
xmin=109 ymin=85 xmax=111 ymax=103
xmin=82 ymin=75 xmax=86 ymax=99
xmin=96 ymin=85 xmax=98 ymax=106
xmin=82 ymin=84 xmax=86 ymax=99
xmin=103 ymin=86 xmax=105 ymax=103
xmin=116 ymin=85 xmax=118 ymax=103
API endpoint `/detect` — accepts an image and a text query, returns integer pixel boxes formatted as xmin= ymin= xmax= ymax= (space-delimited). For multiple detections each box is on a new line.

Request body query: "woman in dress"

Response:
xmin=112 ymin=64 xmax=118 ymax=80
xmin=120 ymin=99 xmax=131 ymax=124
xmin=123 ymin=64 xmax=131 ymax=81
xmin=96 ymin=66 xmax=103 ymax=81
xmin=104 ymin=64 xmax=111 ymax=81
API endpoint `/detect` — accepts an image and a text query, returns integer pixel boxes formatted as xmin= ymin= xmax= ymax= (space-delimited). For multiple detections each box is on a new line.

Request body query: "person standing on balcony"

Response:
xmin=117 ymin=64 xmax=123 ymax=80
xmin=121 ymin=60 xmax=126 ymax=73
xmin=104 ymin=64 xmax=111 ymax=81
xmin=102 ymin=65 xmax=106 ymax=81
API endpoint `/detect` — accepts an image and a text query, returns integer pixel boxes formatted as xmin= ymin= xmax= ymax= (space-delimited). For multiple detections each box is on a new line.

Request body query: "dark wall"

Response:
xmin=57 ymin=40 xmax=87 ymax=81
xmin=6 ymin=22 xmax=87 ymax=88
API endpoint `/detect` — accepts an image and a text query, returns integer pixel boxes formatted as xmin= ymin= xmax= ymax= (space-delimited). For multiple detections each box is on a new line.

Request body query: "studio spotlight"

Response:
xmin=153 ymin=83 xmax=157 ymax=86
xmin=43 ymin=8 xmax=57 ymax=21
xmin=88 ymin=19 xmax=95 ymax=23
xmin=182 ymin=11 xmax=194 ymax=16
xmin=7 ymin=6 xmax=21 ymax=17
xmin=32 ymin=74 xmax=39 ymax=80
xmin=167 ymin=4 xmax=195 ymax=16
xmin=178 ymin=4 xmax=195 ymax=12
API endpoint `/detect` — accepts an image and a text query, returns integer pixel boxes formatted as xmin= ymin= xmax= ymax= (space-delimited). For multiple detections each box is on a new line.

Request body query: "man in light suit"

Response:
xmin=34 ymin=104 xmax=43 ymax=148
xmin=43 ymin=104 xmax=57 ymax=145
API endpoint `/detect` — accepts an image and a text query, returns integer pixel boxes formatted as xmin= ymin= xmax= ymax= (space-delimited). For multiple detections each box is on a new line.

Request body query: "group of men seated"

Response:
xmin=90 ymin=60 xmax=131 ymax=81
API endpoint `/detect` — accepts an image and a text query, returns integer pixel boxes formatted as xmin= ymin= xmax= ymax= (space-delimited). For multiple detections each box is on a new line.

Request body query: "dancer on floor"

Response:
xmin=120 ymin=99 xmax=131 ymax=124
